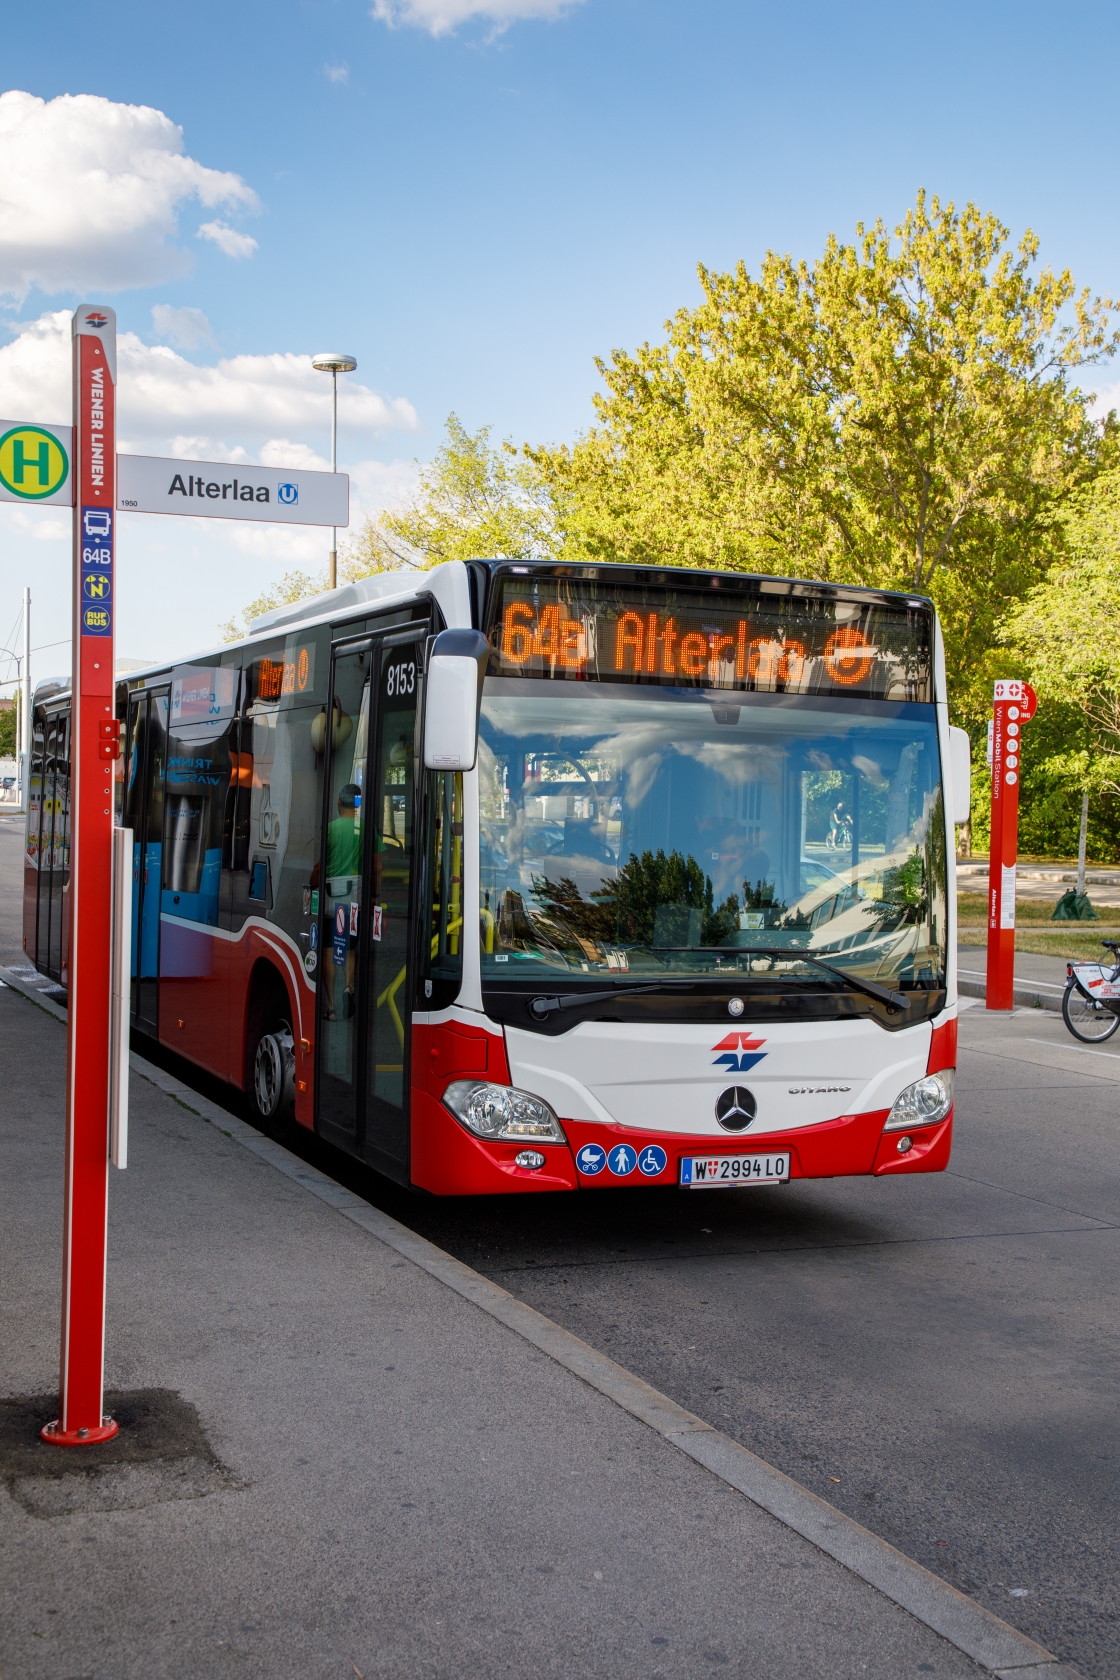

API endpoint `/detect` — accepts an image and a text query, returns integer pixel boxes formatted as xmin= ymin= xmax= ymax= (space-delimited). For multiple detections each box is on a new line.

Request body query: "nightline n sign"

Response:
xmin=0 ymin=422 xmax=348 ymax=528
xmin=117 ymin=453 xmax=348 ymax=527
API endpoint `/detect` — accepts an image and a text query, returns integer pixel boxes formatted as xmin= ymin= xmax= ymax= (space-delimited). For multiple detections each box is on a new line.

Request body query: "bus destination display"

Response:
xmin=489 ymin=576 xmax=931 ymax=702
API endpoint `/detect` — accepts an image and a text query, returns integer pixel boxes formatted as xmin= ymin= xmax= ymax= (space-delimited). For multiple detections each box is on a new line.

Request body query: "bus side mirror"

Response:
xmin=948 ymin=726 xmax=971 ymax=825
xmin=423 ymin=629 xmax=490 ymax=772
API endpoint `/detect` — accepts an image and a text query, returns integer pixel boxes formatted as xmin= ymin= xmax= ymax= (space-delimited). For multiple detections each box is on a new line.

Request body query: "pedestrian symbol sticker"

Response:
xmin=608 ymin=1143 xmax=637 ymax=1176
xmin=0 ymin=426 xmax=69 ymax=500
xmin=638 ymin=1145 xmax=667 ymax=1177
xmin=576 ymin=1143 xmax=606 ymax=1176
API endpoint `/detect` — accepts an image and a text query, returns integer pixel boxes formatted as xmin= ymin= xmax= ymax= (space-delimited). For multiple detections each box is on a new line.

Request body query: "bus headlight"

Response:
xmin=883 ymin=1070 xmax=954 ymax=1131
xmin=442 ymin=1080 xmax=568 ymax=1143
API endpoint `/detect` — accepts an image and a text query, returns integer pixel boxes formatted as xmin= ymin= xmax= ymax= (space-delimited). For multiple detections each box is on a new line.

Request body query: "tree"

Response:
xmin=344 ymin=412 xmax=557 ymax=573
xmin=531 ymin=193 xmax=1117 ymax=714
xmin=220 ymin=415 xmax=560 ymax=640
xmin=0 ymin=702 xmax=16 ymax=759
xmin=220 ymin=567 xmax=327 ymax=643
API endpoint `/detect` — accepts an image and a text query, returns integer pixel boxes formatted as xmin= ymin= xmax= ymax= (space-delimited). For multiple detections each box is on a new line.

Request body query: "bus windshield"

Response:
xmin=477 ymin=681 xmax=946 ymax=995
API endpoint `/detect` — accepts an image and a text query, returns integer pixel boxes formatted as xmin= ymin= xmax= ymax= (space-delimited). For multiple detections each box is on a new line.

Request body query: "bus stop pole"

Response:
xmin=19 ymin=586 xmax=30 ymax=813
xmin=41 ymin=305 xmax=121 ymax=1446
xmin=985 ymin=679 xmax=1036 ymax=1012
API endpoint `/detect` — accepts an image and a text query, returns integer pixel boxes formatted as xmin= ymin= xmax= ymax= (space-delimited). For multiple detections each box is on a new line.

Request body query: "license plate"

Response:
xmin=680 ymin=1152 xmax=790 ymax=1188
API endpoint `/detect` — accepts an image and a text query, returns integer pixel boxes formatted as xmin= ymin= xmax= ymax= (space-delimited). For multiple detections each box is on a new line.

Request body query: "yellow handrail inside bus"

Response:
xmin=377 ymin=965 xmax=407 ymax=1048
xmin=377 ymin=915 xmax=466 ymax=1051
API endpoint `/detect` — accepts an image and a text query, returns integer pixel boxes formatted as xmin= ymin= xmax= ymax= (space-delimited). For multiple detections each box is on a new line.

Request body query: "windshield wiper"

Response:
xmin=527 ymin=982 xmax=693 ymax=1020
xmin=652 ymin=946 xmax=910 ymax=1012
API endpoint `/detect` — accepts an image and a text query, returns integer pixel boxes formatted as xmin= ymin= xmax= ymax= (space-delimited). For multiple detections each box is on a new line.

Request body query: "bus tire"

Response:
xmin=252 ymin=1020 xmax=296 ymax=1125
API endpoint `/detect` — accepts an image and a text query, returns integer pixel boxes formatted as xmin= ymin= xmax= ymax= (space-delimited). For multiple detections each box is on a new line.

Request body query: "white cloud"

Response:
xmin=259 ymin=438 xmax=333 ymax=471
xmin=1089 ymin=381 xmax=1120 ymax=421
xmin=197 ymin=220 xmax=258 ymax=260
xmin=371 ymin=0 xmax=582 ymax=34
xmin=227 ymin=525 xmax=326 ymax=562
xmin=0 ymin=91 xmax=259 ymax=300
xmin=349 ymin=457 xmax=421 ymax=517
xmin=0 ymin=311 xmax=420 ymax=449
xmin=0 ymin=506 xmax=69 ymax=542
xmin=324 ymin=63 xmax=350 ymax=83
xmin=151 ymin=304 xmax=216 ymax=350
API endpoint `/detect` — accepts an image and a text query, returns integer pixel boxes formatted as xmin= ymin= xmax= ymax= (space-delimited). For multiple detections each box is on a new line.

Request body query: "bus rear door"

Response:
xmin=316 ymin=628 xmax=423 ymax=1181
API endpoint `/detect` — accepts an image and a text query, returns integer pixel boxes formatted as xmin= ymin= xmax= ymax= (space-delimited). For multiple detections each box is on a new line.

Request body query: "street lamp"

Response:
xmin=312 ymin=352 xmax=358 ymax=590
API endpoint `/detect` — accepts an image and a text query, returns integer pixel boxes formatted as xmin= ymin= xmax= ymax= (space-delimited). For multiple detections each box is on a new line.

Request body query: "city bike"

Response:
xmin=1062 ymin=941 xmax=1120 ymax=1043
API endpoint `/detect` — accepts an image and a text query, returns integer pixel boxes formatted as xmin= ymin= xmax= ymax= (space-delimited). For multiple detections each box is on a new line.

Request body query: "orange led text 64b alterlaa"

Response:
xmin=498 ymin=600 xmax=877 ymax=689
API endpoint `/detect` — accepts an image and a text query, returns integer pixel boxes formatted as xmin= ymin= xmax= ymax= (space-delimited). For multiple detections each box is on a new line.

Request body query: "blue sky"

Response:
xmin=2 ymin=0 xmax=1119 ymax=678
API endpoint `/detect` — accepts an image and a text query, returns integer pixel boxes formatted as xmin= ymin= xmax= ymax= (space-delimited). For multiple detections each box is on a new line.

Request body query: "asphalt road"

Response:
xmin=5 ymin=817 xmax=1118 ymax=1676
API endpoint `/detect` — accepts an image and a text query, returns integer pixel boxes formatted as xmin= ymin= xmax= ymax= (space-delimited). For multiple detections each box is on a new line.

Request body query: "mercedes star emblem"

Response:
xmin=715 ymin=1086 xmax=757 ymax=1131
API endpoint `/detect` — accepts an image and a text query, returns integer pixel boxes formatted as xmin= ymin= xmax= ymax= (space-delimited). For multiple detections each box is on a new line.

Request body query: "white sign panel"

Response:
xmin=116 ymin=453 xmax=349 ymax=527
xmin=0 ymin=418 xmax=74 ymax=506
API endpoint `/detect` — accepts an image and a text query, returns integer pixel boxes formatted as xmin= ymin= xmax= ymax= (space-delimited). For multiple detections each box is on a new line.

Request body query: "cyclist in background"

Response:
xmin=828 ymin=798 xmax=849 ymax=849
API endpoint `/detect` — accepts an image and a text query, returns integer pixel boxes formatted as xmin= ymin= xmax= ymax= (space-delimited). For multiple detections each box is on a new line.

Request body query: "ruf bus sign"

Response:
xmin=986 ymin=678 xmax=1037 ymax=1011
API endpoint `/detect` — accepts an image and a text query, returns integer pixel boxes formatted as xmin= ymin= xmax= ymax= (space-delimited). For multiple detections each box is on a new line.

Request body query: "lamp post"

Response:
xmin=312 ymin=352 xmax=357 ymax=590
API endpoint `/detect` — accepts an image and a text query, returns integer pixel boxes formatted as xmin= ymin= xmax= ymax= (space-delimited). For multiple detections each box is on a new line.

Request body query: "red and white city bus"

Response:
xmin=22 ymin=561 xmax=968 ymax=1194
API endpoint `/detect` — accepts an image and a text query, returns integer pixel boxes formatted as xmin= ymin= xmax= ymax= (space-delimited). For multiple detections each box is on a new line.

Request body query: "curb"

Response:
xmin=0 ymin=963 xmax=1082 ymax=1678
xmin=958 ymin=976 xmax=1063 ymax=1014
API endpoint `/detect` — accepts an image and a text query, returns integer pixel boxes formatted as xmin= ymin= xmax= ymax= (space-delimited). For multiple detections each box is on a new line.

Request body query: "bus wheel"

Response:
xmin=252 ymin=1021 xmax=296 ymax=1124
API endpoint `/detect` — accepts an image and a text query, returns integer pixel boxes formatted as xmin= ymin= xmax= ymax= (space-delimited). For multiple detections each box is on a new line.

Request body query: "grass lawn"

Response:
xmin=957 ymin=894 xmax=1120 ymax=960
xmin=958 ymin=892 xmax=1120 ymax=925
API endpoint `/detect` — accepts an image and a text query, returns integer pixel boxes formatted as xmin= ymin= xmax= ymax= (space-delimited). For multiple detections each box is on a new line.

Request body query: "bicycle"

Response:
xmin=1062 ymin=940 xmax=1120 ymax=1043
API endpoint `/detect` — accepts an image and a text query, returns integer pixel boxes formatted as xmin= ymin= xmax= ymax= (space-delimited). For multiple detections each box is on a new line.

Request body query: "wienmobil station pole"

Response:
xmin=41 ymin=305 xmax=123 ymax=1446
xmin=985 ymin=678 xmax=1036 ymax=1012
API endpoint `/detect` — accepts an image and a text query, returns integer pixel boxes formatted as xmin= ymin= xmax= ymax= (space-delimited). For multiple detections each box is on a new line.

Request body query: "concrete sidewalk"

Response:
xmin=0 ymin=983 xmax=1072 ymax=1680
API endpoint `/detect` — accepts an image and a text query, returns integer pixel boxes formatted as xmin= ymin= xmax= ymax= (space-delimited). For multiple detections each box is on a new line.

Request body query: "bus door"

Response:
xmin=316 ymin=629 xmax=422 ymax=1180
xmin=122 ymin=686 xmax=169 ymax=1032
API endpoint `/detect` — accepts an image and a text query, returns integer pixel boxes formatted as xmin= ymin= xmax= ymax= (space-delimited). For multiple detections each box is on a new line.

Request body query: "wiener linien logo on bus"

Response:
xmin=711 ymin=1031 xmax=767 ymax=1074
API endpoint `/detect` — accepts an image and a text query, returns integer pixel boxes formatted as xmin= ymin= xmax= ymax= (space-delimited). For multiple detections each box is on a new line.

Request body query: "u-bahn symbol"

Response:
xmin=0 ymin=425 xmax=69 ymax=500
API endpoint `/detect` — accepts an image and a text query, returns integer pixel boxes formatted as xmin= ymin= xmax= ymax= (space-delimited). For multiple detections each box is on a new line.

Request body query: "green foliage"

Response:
xmin=867 ymin=851 xmax=928 ymax=925
xmin=531 ymin=192 xmax=1116 ymax=716
xmin=0 ymin=704 xmax=16 ymax=758
xmin=220 ymin=567 xmax=327 ymax=643
xmin=345 ymin=412 xmax=558 ymax=574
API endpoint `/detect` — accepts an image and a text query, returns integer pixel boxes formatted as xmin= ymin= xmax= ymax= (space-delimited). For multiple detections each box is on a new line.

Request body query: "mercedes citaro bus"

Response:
xmin=22 ymin=560 xmax=970 ymax=1194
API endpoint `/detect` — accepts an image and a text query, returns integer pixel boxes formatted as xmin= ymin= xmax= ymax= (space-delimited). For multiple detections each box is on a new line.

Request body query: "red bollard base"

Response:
xmin=40 ymin=1416 xmax=119 ymax=1447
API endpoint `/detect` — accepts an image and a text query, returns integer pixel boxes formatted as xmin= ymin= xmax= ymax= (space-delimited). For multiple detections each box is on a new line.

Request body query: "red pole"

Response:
xmin=986 ymin=678 xmax=1036 ymax=1012
xmin=41 ymin=306 xmax=120 ymax=1446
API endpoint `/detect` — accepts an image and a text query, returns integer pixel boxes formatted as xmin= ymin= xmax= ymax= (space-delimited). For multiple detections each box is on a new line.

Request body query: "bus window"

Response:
xmin=47 ymin=710 xmax=70 ymax=981
xmin=36 ymin=713 xmax=61 ymax=976
xmin=419 ymin=771 xmax=464 ymax=1009
xmin=22 ymin=708 xmax=45 ymax=964
xmin=163 ymin=665 xmax=239 ymax=928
